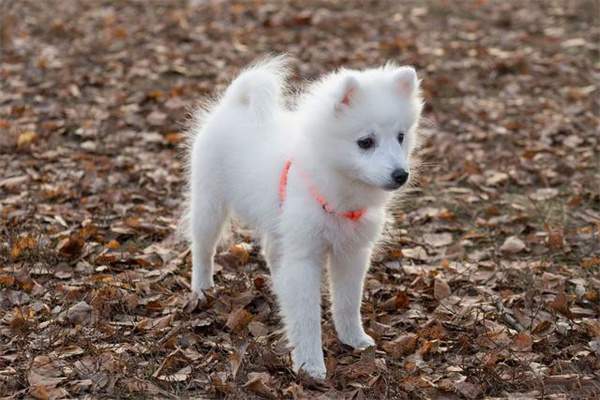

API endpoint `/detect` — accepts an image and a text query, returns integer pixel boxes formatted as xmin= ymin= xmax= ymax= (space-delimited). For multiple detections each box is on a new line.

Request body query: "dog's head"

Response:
xmin=305 ymin=65 xmax=423 ymax=191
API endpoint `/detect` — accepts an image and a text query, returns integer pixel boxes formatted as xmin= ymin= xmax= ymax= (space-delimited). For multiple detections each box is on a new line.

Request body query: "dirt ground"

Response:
xmin=1 ymin=0 xmax=599 ymax=399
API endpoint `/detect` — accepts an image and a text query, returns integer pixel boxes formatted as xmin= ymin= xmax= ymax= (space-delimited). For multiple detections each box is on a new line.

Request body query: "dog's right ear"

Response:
xmin=335 ymin=76 xmax=359 ymax=115
xmin=394 ymin=67 xmax=418 ymax=97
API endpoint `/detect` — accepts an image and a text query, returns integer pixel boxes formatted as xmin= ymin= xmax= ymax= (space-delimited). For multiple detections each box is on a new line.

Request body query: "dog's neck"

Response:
xmin=293 ymin=150 xmax=390 ymax=213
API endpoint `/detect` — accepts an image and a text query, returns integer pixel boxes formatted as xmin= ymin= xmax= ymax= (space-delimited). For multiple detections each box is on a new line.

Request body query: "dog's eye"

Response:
xmin=397 ymin=132 xmax=405 ymax=144
xmin=357 ymin=137 xmax=375 ymax=150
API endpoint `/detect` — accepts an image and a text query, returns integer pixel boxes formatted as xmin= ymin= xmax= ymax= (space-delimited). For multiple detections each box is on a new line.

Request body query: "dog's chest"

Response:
xmin=321 ymin=211 xmax=383 ymax=251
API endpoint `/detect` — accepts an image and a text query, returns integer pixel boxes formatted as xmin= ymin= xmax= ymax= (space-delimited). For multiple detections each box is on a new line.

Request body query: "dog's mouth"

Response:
xmin=382 ymin=182 xmax=403 ymax=191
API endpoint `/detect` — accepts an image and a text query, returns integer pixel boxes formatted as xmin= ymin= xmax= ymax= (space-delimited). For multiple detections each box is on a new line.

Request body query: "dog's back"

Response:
xmin=188 ymin=56 xmax=292 ymax=235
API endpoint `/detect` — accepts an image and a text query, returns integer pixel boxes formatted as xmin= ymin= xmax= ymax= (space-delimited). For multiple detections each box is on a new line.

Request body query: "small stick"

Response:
xmin=494 ymin=298 xmax=525 ymax=332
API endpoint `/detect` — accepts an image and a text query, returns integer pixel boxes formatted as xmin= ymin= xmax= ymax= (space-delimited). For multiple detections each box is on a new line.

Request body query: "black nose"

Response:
xmin=391 ymin=169 xmax=409 ymax=186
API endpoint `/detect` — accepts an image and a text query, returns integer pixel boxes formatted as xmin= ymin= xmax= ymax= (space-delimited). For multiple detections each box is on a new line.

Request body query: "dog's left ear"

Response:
xmin=335 ymin=76 xmax=359 ymax=114
xmin=394 ymin=67 xmax=418 ymax=96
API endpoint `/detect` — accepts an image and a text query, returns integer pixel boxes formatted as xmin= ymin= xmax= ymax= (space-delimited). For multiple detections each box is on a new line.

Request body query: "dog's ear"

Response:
xmin=335 ymin=76 xmax=359 ymax=114
xmin=394 ymin=67 xmax=418 ymax=96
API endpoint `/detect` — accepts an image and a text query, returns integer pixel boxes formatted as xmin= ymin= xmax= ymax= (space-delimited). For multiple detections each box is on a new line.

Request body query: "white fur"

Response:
xmin=186 ymin=56 xmax=423 ymax=379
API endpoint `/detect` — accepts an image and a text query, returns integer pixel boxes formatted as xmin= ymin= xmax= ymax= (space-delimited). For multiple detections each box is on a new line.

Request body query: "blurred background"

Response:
xmin=0 ymin=1 xmax=598 ymax=398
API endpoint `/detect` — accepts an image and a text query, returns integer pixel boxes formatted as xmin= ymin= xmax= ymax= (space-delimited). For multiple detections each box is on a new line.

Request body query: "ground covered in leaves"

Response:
xmin=1 ymin=0 xmax=599 ymax=398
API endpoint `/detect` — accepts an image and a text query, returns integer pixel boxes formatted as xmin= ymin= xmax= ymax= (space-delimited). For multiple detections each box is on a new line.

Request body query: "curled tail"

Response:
xmin=221 ymin=55 xmax=290 ymax=122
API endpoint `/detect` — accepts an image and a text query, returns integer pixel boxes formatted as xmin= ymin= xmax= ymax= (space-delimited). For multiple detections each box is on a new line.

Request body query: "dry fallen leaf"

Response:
xmin=2 ymin=2 xmax=598 ymax=399
xmin=157 ymin=366 xmax=191 ymax=382
xmin=382 ymin=334 xmax=417 ymax=358
xmin=401 ymin=246 xmax=429 ymax=261
xmin=530 ymin=188 xmax=559 ymax=201
xmin=511 ymin=332 xmax=533 ymax=352
xmin=434 ymin=278 xmax=451 ymax=300
xmin=546 ymin=229 xmax=564 ymax=250
xmin=229 ymin=243 xmax=251 ymax=265
xmin=382 ymin=291 xmax=410 ymax=311
xmin=57 ymin=235 xmax=85 ymax=258
xmin=500 ymin=236 xmax=526 ymax=254
xmin=11 ymin=235 xmax=37 ymax=259
xmin=226 ymin=308 xmax=253 ymax=333
xmin=29 ymin=385 xmax=50 ymax=400
xmin=28 ymin=355 xmax=66 ymax=392
xmin=244 ymin=372 xmax=276 ymax=400
xmin=66 ymin=301 xmax=93 ymax=325
xmin=423 ymin=232 xmax=453 ymax=248
xmin=17 ymin=131 xmax=37 ymax=147
xmin=229 ymin=343 xmax=247 ymax=379
xmin=549 ymin=292 xmax=572 ymax=318
xmin=486 ymin=171 xmax=509 ymax=186
xmin=125 ymin=378 xmax=162 ymax=396
xmin=454 ymin=381 xmax=482 ymax=399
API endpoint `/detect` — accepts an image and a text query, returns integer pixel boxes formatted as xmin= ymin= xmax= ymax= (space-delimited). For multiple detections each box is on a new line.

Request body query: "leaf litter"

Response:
xmin=1 ymin=0 xmax=598 ymax=398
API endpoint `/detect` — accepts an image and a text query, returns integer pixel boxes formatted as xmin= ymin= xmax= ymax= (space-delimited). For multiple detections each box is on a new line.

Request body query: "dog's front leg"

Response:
xmin=329 ymin=247 xmax=375 ymax=350
xmin=272 ymin=244 xmax=327 ymax=379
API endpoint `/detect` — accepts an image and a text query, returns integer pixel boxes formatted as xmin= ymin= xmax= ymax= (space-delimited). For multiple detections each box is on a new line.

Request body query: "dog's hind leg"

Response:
xmin=261 ymin=234 xmax=282 ymax=273
xmin=190 ymin=190 xmax=228 ymax=295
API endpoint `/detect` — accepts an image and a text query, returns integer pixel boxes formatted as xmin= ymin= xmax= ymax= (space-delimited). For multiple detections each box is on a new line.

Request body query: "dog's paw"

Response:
xmin=293 ymin=354 xmax=327 ymax=380
xmin=191 ymin=278 xmax=214 ymax=295
xmin=296 ymin=362 xmax=327 ymax=380
xmin=339 ymin=331 xmax=375 ymax=350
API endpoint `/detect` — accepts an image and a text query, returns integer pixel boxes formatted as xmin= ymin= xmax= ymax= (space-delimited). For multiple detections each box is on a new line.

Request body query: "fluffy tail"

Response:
xmin=221 ymin=55 xmax=290 ymax=121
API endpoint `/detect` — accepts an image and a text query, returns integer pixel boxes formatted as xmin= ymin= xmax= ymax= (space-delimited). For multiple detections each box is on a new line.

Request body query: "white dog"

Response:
xmin=186 ymin=56 xmax=423 ymax=379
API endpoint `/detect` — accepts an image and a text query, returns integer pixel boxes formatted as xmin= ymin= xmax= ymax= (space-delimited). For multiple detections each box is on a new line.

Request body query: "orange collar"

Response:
xmin=278 ymin=159 xmax=366 ymax=222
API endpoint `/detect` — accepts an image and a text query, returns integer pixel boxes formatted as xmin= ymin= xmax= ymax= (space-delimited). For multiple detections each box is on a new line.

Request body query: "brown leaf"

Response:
xmin=28 ymin=356 xmax=66 ymax=390
xmin=147 ymin=110 xmax=167 ymax=126
xmin=381 ymin=291 xmax=411 ymax=311
xmin=337 ymin=354 xmax=381 ymax=380
xmin=248 ymin=321 xmax=269 ymax=337
xmin=423 ymin=232 xmax=453 ymax=248
xmin=226 ymin=308 xmax=253 ymax=333
xmin=11 ymin=235 xmax=37 ymax=259
xmin=283 ymin=383 xmax=306 ymax=400
xmin=57 ymin=235 xmax=84 ymax=258
xmin=17 ymin=131 xmax=37 ymax=147
xmin=105 ymin=239 xmax=120 ymax=249
xmin=29 ymin=385 xmax=49 ymax=400
xmin=482 ymin=351 xmax=499 ymax=368
xmin=582 ymin=319 xmax=600 ymax=338
xmin=57 ymin=345 xmax=85 ymax=359
xmin=0 ymin=274 xmax=16 ymax=287
xmin=67 ymin=301 xmax=93 ymax=325
xmin=382 ymin=334 xmax=417 ymax=358
xmin=549 ymin=292 xmax=572 ymax=318
xmin=486 ymin=171 xmax=508 ymax=186
xmin=244 ymin=372 xmax=276 ymax=400
xmin=454 ymin=381 xmax=482 ymax=399
xmin=125 ymin=378 xmax=161 ymax=395
xmin=157 ymin=366 xmax=191 ymax=382
xmin=0 ymin=175 xmax=29 ymax=191
xmin=546 ymin=229 xmax=564 ymax=250
xmin=229 ymin=342 xmax=247 ymax=379
xmin=531 ymin=320 xmax=553 ymax=336
xmin=420 ymin=321 xmax=447 ymax=340
xmin=401 ymin=246 xmax=429 ymax=261
xmin=511 ymin=332 xmax=533 ymax=352
xmin=581 ymin=256 xmax=600 ymax=269
xmin=531 ymin=188 xmax=559 ymax=201
xmin=418 ymin=339 xmax=437 ymax=356
xmin=229 ymin=243 xmax=251 ymax=265
xmin=164 ymin=132 xmax=184 ymax=144
xmin=434 ymin=278 xmax=451 ymax=300
xmin=253 ymin=275 xmax=267 ymax=290
xmin=500 ymin=236 xmax=526 ymax=254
